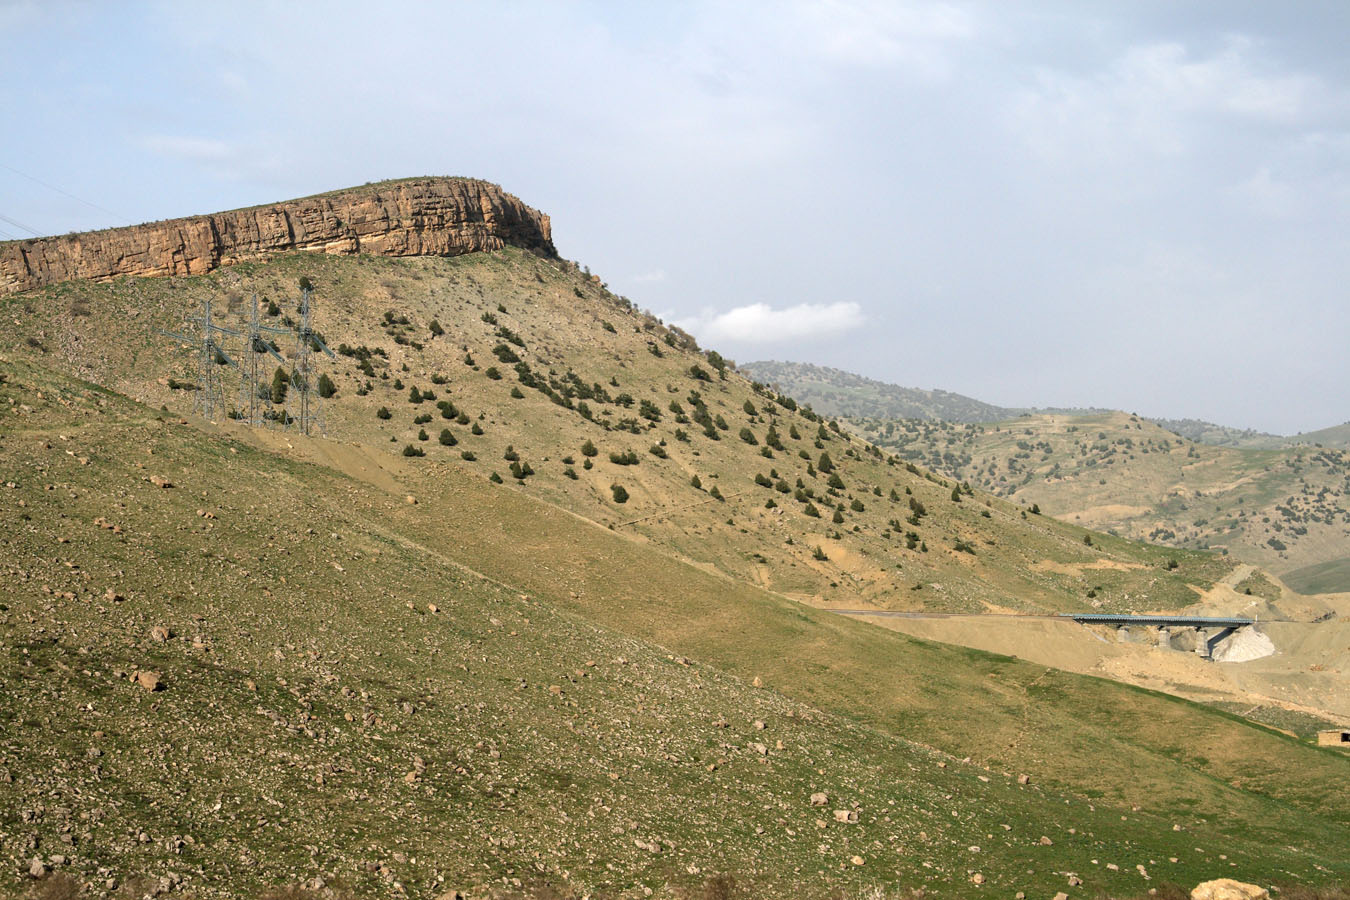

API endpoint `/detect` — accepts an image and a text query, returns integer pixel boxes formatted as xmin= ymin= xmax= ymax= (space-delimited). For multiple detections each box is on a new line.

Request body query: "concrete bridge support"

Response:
xmin=1155 ymin=626 xmax=1171 ymax=649
xmin=1117 ymin=625 xmax=1130 ymax=643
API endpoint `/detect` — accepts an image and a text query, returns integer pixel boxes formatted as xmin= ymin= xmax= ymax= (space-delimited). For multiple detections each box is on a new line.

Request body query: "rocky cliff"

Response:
xmin=0 ymin=177 xmax=554 ymax=295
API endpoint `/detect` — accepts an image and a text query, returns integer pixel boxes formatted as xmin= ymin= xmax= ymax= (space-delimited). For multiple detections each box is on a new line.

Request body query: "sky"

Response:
xmin=2 ymin=1 xmax=1347 ymax=434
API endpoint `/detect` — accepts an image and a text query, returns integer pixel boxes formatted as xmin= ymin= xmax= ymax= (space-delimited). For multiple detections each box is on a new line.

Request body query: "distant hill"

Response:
xmin=741 ymin=360 xmax=1021 ymax=422
xmin=851 ymin=410 xmax=1350 ymax=591
xmin=746 ymin=360 xmax=1349 ymax=450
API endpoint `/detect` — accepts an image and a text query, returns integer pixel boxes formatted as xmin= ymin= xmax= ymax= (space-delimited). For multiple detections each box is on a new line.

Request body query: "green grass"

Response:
xmin=1282 ymin=556 xmax=1350 ymax=595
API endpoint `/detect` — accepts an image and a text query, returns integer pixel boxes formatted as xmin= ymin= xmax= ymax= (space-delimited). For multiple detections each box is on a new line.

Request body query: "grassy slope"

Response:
xmin=2 ymin=355 xmax=1349 ymax=900
xmin=6 ymin=249 xmax=1234 ymax=617
xmin=851 ymin=413 xmax=1350 ymax=591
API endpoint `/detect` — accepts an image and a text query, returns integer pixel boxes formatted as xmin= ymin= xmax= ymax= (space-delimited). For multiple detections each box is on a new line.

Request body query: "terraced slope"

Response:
xmin=3 ymin=355 xmax=1349 ymax=899
xmin=849 ymin=411 xmax=1350 ymax=591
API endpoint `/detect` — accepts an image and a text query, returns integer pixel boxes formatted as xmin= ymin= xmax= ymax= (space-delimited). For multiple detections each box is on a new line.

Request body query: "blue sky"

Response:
xmin=2 ymin=1 xmax=1348 ymax=433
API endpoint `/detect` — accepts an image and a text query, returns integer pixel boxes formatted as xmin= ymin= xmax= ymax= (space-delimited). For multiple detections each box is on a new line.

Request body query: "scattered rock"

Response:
xmin=149 ymin=476 xmax=173 ymax=489
xmin=149 ymin=625 xmax=171 ymax=642
xmin=1191 ymin=880 xmax=1270 ymax=900
xmin=850 ymin=855 xmax=864 ymax=866
xmin=1017 ymin=773 xmax=1030 ymax=784
xmin=1068 ymin=875 xmax=1083 ymax=886
xmin=809 ymin=792 xmax=828 ymax=807
xmin=134 ymin=671 xmax=162 ymax=692
xmin=27 ymin=857 xmax=48 ymax=878
xmin=1039 ymin=835 xmax=1054 ymax=846
xmin=833 ymin=809 xmax=858 ymax=824
xmin=971 ymin=873 xmax=985 ymax=885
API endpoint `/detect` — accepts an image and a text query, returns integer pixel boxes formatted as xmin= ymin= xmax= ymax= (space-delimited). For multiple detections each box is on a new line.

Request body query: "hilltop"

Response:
xmin=2 ymin=180 xmax=1348 ymax=898
xmin=0 ymin=177 xmax=554 ymax=295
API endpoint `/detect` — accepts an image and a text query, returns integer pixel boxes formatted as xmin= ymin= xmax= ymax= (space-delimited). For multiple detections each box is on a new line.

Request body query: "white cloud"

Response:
xmin=630 ymin=269 xmax=667 ymax=284
xmin=676 ymin=301 xmax=865 ymax=344
xmin=789 ymin=0 xmax=975 ymax=74
xmin=1009 ymin=36 xmax=1326 ymax=161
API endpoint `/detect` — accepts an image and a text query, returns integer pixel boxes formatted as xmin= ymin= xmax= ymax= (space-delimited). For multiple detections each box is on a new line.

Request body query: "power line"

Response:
xmin=0 ymin=162 xmax=130 ymax=225
xmin=0 ymin=212 xmax=42 ymax=237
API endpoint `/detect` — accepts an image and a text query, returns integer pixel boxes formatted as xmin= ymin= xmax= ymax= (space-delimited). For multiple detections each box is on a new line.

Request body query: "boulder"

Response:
xmin=1191 ymin=880 xmax=1270 ymax=900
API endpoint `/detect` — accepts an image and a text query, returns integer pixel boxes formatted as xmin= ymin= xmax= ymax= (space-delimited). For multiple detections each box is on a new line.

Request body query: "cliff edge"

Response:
xmin=0 ymin=177 xmax=555 ymax=295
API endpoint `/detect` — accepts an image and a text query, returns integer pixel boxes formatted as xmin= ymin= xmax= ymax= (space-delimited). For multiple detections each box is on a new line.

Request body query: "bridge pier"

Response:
xmin=1194 ymin=627 xmax=1209 ymax=658
xmin=1117 ymin=625 xmax=1130 ymax=643
xmin=1155 ymin=626 xmax=1171 ymax=649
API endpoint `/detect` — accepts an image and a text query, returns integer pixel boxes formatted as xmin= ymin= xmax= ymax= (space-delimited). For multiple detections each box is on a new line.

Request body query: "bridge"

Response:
xmin=829 ymin=610 xmax=1256 ymax=660
xmin=1058 ymin=613 xmax=1255 ymax=659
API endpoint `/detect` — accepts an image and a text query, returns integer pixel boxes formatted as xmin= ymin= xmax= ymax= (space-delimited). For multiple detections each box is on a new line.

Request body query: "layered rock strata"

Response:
xmin=0 ymin=177 xmax=554 ymax=295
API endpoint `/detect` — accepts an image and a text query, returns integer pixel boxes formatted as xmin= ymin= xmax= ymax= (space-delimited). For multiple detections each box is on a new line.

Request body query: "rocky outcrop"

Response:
xmin=0 ymin=177 xmax=554 ymax=295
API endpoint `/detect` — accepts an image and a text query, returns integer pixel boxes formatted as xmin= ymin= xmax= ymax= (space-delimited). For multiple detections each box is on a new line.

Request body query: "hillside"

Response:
xmin=849 ymin=411 xmax=1350 ymax=593
xmin=2 ymin=180 xmax=1349 ymax=897
xmin=5 ymin=246 xmax=1242 ymax=618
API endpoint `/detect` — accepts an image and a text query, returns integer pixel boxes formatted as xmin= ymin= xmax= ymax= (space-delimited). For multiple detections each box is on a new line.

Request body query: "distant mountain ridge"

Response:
xmin=743 ymin=360 xmax=1348 ymax=449
xmin=740 ymin=360 xmax=1109 ymax=424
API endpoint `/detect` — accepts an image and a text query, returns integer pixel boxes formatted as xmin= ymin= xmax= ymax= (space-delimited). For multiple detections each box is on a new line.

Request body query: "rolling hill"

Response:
xmin=849 ymin=411 xmax=1350 ymax=593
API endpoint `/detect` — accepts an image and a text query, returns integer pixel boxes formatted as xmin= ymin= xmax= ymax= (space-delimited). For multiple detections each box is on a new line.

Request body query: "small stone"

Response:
xmin=1018 ymin=773 xmax=1030 ymax=784
xmin=1068 ymin=875 xmax=1083 ymax=886
xmin=833 ymin=809 xmax=858 ymax=824
xmin=1039 ymin=835 xmax=1053 ymax=845
xmin=752 ymin=675 xmax=763 ymax=688
xmin=150 ymin=625 xmax=171 ymax=642
xmin=809 ymin=792 xmax=828 ymax=807
xmin=850 ymin=855 xmax=864 ymax=866
xmin=971 ymin=873 xmax=985 ymax=885
xmin=405 ymin=495 xmax=417 ymax=505
xmin=150 ymin=475 xmax=173 ymax=488
xmin=28 ymin=858 xmax=48 ymax=878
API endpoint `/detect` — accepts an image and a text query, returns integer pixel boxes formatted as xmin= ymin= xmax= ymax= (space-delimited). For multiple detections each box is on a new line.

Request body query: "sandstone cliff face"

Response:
xmin=0 ymin=177 xmax=554 ymax=295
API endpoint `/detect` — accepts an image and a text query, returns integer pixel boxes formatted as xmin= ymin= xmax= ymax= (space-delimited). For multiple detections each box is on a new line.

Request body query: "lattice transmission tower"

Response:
xmin=287 ymin=285 xmax=336 ymax=436
xmin=159 ymin=298 xmax=240 ymax=420
xmin=236 ymin=293 xmax=290 ymax=427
